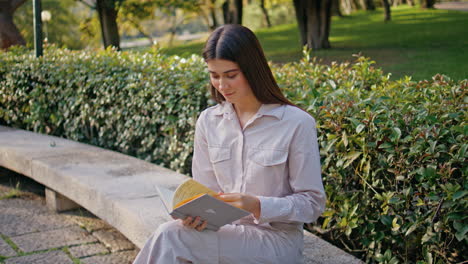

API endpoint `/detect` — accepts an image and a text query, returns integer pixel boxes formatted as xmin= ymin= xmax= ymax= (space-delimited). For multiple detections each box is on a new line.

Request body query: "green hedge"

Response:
xmin=0 ymin=46 xmax=209 ymax=173
xmin=0 ymin=47 xmax=466 ymax=263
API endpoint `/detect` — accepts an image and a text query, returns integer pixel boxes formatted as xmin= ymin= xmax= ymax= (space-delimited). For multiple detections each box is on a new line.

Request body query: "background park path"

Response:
xmin=435 ymin=1 xmax=468 ymax=11
xmin=0 ymin=167 xmax=138 ymax=264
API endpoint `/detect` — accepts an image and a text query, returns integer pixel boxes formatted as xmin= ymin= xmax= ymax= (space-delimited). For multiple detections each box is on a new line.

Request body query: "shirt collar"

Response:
xmin=212 ymin=102 xmax=285 ymax=120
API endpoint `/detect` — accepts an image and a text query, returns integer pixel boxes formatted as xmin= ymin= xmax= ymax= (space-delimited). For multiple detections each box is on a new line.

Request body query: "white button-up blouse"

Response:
xmin=192 ymin=102 xmax=326 ymax=232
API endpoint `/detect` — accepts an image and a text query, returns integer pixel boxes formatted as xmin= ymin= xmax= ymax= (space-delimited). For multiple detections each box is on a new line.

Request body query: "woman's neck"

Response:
xmin=232 ymin=99 xmax=262 ymax=117
xmin=232 ymin=99 xmax=262 ymax=129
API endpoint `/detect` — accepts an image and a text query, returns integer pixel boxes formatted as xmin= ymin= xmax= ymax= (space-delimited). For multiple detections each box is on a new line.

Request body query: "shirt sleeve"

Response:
xmin=192 ymin=111 xmax=223 ymax=192
xmin=254 ymin=116 xmax=326 ymax=224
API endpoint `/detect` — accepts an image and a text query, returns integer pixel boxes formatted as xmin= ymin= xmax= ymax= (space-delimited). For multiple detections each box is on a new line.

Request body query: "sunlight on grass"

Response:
xmin=0 ymin=182 xmax=22 ymax=200
xmin=158 ymin=5 xmax=467 ymax=80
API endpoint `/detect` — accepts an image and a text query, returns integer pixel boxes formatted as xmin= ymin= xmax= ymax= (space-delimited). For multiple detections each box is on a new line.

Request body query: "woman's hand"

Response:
xmin=176 ymin=216 xmax=208 ymax=231
xmin=216 ymin=193 xmax=261 ymax=219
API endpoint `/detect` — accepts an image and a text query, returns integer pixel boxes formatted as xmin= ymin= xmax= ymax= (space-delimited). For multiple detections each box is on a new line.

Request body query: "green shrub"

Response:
xmin=0 ymin=46 xmax=209 ymax=173
xmin=0 ymin=47 xmax=466 ymax=263
xmin=274 ymin=54 xmax=467 ymax=263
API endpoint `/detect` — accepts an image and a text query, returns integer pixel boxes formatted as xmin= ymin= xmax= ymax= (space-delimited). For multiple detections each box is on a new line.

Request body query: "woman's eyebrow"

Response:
xmin=208 ymin=69 xmax=239 ymax=74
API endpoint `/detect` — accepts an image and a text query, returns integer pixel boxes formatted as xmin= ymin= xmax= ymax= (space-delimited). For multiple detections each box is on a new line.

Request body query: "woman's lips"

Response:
xmin=224 ymin=92 xmax=234 ymax=97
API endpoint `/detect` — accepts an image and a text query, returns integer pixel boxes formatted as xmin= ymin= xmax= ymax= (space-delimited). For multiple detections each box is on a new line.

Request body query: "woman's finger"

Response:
xmin=218 ymin=193 xmax=241 ymax=202
xmin=196 ymin=220 xmax=208 ymax=232
xmin=189 ymin=216 xmax=201 ymax=229
xmin=182 ymin=216 xmax=193 ymax=226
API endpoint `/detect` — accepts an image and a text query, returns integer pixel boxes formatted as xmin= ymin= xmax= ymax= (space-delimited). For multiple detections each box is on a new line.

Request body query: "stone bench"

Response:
xmin=0 ymin=125 xmax=362 ymax=263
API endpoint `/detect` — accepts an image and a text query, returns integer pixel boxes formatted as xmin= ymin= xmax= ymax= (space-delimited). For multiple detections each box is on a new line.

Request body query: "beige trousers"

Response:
xmin=133 ymin=220 xmax=304 ymax=264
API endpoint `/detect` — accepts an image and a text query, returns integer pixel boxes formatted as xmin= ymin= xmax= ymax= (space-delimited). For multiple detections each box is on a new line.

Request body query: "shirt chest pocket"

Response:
xmin=208 ymin=146 xmax=231 ymax=163
xmin=250 ymin=148 xmax=288 ymax=166
xmin=207 ymin=146 xmax=233 ymax=190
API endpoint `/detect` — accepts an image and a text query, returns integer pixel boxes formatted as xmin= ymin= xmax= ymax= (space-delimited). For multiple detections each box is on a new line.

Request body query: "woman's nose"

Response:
xmin=218 ymin=78 xmax=228 ymax=90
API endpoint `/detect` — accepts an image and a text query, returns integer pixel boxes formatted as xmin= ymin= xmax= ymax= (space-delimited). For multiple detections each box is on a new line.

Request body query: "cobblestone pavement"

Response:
xmin=0 ymin=167 xmax=139 ymax=264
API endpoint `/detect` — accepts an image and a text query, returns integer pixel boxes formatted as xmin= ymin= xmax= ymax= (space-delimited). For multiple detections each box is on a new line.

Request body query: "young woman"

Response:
xmin=133 ymin=24 xmax=326 ymax=264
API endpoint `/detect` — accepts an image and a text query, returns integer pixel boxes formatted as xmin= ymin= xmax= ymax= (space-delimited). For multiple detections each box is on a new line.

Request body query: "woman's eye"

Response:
xmin=211 ymin=75 xmax=220 ymax=79
xmin=227 ymin=75 xmax=237 ymax=79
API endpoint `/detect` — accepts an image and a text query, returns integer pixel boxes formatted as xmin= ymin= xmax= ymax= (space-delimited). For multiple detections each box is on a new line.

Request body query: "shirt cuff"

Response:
xmin=253 ymin=196 xmax=292 ymax=225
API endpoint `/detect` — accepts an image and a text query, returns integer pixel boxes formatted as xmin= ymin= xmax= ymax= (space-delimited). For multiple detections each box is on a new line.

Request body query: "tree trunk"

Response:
xmin=340 ymin=0 xmax=353 ymax=15
xmin=168 ymin=8 xmax=177 ymax=47
xmin=260 ymin=0 xmax=272 ymax=27
xmin=358 ymin=0 xmax=366 ymax=9
xmin=222 ymin=0 xmax=243 ymax=24
xmin=332 ymin=0 xmax=342 ymax=17
xmin=96 ymin=0 xmax=120 ymax=50
xmin=209 ymin=0 xmax=218 ymax=30
xmin=128 ymin=18 xmax=154 ymax=45
xmin=0 ymin=0 xmax=27 ymax=50
xmin=382 ymin=0 xmax=391 ymax=21
xmin=359 ymin=0 xmax=375 ymax=10
xmin=293 ymin=0 xmax=332 ymax=50
xmin=293 ymin=0 xmax=307 ymax=47
xmin=421 ymin=0 xmax=435 ymax=8
xmin=365 ymin=0 xmax=375 ymax=10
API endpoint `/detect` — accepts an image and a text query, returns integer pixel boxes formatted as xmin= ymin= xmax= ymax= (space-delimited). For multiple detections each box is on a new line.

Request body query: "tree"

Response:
xmin=293 ymin=0 xmax=332 ymax=50
xmin=382 ymin=0 xmax=391 ymax=21
xmin=207 ymin=0 xmax=219 ymax=30
xmin=78 ymin=0 xmax=122 ymax=49
xmin=331 ymin=0 xmax=343 ymax=17
xmin=222 ymin=0 xmax=243 ymax=24
xmin=360 ymin=0 xmax=375 ymax=10
xmin=14 ymin=0 xmax=85 ymax=49
xmin=96 ymin=0 xmax=121 ymax=49
xmin=420 ymin=0 xmax=435 ymax=8
xmin=119 ymin=0 xmax=157 ymax=44
xmin=260 ymin=0 xmax=272 ymax=27
xmin=0 ymin=0 xmax=27 ymax=49
xmin=79 ymin=0 xmax=202 ymax=49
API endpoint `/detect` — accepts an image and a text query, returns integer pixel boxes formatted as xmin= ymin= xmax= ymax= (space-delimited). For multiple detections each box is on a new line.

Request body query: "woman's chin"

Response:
xmin=224 ymin=97 xmax=235 ymax=104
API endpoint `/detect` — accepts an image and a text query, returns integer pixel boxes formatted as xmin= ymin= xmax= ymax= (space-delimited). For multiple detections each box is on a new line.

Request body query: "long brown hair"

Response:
xmin=202 ymin=24 xmax=294 ymax=106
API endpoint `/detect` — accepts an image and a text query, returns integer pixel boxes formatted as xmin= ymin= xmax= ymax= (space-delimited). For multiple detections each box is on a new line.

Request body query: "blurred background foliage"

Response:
xmin=13 ymin=0 xmax=86 ymax=49
xmin=5 ymin=0 xmax=466 ymax=80
xmin=0 ymin=47 xmax=466 ymax=263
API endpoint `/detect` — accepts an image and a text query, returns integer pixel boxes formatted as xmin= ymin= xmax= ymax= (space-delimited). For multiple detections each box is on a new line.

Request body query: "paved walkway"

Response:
xmin=435 ymin=1 xmax=468 ymax=11
xmin=0 ymin=167 xmax=138 ymax=264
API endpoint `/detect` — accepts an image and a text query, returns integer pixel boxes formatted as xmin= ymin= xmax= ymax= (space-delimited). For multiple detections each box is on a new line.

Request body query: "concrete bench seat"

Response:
xmin=0 ymin=125 xmax=362 ymax=263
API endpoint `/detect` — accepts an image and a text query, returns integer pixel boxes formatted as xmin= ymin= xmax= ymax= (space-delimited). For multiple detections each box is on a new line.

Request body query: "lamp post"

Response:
xmin=41 ymin=10 xmax=51 ymax=43
xmin=33 ymin=0 xmax=43 ymax=57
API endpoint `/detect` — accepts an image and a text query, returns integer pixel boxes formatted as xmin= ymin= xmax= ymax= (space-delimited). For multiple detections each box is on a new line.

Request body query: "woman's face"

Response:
xmin=206 ymin=59 xmax=257 ymax=105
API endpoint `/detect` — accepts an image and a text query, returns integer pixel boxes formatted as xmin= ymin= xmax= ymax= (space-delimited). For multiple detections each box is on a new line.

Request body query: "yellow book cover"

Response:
xmin=156 ymin=179 xmax=250 ymax=231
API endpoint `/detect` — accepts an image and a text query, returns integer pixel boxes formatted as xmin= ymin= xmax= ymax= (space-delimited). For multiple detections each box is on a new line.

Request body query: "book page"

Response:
xmin=172 ymin=179 xmax=217 ymax=209
xmin=155 ymin=185 xmax=175 ymax=214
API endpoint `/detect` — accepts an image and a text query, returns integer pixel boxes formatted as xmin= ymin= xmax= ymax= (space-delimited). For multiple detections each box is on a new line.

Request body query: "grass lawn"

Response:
xmin=159 ymin=5 xmax=468 ymax=81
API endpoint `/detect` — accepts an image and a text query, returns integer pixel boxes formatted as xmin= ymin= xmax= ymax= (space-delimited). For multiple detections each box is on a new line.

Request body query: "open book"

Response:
xmin=156 ymin=179 xmax=250 ymax=231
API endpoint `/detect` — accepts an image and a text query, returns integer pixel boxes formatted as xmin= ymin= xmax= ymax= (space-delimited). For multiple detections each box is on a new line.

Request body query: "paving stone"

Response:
xmin=0 ymin=185 xmax=12 ymax=197
xmin=0 ymin=199 xmax=49 ymax=215
xmin=68 ymin=243 xmax=108 ymax=258
xmin=0 ymin=211 xmax=74 ymax=237
xmin=92 ymin=229 xmax=135 ymax=252
xmin=11 ymin=226 xmax=98 ymax=253
xmin=81 ymin=250 xmax=139 ymax=264
xmin=62 ymin=209 xmax=110 ymax=232
xmin=5 ymin=250 xmax=73 ymax=264
xmin=0 ymin=237 xmax=16 ymax=257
